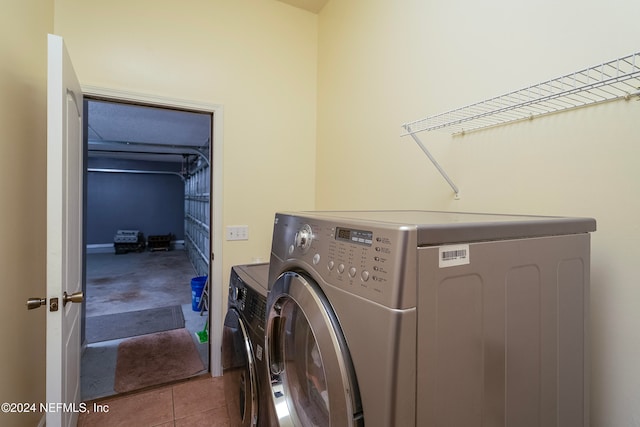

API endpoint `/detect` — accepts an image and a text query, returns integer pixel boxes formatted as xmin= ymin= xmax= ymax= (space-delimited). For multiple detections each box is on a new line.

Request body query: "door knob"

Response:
xmin=63 ymin=291 xmax=84 ymax=306
xmin=26 ymin=298 xmax=46 ymax=310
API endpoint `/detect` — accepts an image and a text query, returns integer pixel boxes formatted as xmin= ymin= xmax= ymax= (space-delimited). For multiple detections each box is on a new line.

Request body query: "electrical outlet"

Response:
xmin=226 ymin=225 xmax=249 ymax=241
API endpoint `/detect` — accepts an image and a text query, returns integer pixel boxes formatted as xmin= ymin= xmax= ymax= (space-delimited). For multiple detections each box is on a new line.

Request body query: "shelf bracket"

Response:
xmin=404 ymin=125 xmax=459 ymax=198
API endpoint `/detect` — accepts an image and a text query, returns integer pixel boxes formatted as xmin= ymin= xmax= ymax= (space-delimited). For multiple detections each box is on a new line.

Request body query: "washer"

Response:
xmin=222 ymin=263 xmax=275 ymax=427
xmin=265 ymin=210 xmax=595 ymax=427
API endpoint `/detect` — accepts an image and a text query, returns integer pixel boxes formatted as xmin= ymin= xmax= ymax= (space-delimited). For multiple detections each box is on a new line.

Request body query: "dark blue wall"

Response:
xmin=86 ymin=158 xmax=184 ymax=244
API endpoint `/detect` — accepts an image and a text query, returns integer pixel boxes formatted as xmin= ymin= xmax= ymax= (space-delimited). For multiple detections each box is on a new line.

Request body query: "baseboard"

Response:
xmin=86 ymin=243 xmax=113 ymax=254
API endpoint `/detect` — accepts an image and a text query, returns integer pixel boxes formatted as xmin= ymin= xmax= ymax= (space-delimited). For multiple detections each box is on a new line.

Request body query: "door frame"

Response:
xmin=81 ymin=85 xmax=225 ymax=376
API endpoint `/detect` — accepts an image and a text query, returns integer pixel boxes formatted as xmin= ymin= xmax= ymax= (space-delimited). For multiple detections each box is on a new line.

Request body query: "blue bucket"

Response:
xmin=191 ymin=276 xmax=207 ymax=311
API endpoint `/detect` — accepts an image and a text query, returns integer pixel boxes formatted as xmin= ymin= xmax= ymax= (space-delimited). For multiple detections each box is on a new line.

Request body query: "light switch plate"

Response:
xmin=226 ymin=225 xmax=249 ymax=241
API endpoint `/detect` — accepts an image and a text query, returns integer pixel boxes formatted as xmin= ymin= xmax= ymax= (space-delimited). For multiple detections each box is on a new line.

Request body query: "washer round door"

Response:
xmin=266 ymin=271 xmax=363 ymax=427
xmin=222 ymin=308 xmax=258 ymax=427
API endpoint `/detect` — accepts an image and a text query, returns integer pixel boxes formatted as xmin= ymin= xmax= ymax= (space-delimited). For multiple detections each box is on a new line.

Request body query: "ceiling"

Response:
xmin=87 ymin=100 xmax=211 ymax=164
xmin=276 ymin=0 xmax=328 ymax=14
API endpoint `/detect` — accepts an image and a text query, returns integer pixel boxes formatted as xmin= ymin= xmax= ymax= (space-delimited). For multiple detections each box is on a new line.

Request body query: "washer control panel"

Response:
xmin=229 ymin=267 xmax=267 ymax=334
xmin=273 ymin=214 xmax=415 ymax=309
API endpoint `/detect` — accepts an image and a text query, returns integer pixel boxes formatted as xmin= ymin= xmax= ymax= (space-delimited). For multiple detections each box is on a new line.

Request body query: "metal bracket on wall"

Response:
xmin=403 ymin=124 xmax=460 ymax=199
xmin=401 ymin=50 xmax=640 ymax=199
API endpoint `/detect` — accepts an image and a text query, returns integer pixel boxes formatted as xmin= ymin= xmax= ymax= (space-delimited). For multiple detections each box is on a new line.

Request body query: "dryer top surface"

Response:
xmin=279 ymin=210 xmax=596 ymax=245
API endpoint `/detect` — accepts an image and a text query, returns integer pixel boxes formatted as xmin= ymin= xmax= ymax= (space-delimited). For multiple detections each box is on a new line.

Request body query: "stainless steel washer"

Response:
xmin=222 ymin=263 xmax=274 ymax=427
xmin=266 ymin=210 xmax=595 ymax=427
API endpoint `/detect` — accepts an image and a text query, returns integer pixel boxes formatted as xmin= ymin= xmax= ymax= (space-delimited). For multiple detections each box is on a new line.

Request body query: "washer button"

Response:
xmin=328 ymin=260 xmax=335 ymax=271
xmin=312 ymin=254 xmax=320 ymax=265
xmin=349 ymin=267 xmax=356 ymax=278
xmin=361 ymin=270 xmax=370 ymax=281
xmin=337 ymin=264 xmax=345 ymax=274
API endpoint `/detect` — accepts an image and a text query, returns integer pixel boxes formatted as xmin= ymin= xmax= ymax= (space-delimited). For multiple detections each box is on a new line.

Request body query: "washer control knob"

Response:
xmin=295 ymin=224 xmax=313 ymax=253
xmin=328 ymin=260 xmax=335 ymax=271
xmin=349 ymin=267 xmax=357 ymax=278
xmin=312 ymin=254 xmax=321 ymax=265
xmin=337 ymin=264 xmax=345 ymax=274
xmin=361 ymin=270 xmax=370 ymax=281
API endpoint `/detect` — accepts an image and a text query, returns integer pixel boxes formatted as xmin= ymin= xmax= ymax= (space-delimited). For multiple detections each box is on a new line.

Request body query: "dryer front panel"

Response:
xmin=266 ymin=271 xmax=363 ymax=427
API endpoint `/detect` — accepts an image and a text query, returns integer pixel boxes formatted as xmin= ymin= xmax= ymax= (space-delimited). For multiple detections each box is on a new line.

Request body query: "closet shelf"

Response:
xmin=402 ymin=51 xmax=640 ymax=136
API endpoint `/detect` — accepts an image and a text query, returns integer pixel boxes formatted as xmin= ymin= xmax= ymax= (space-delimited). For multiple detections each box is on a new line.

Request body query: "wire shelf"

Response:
xmin=402 ymin=51 xmax=640 ymax=136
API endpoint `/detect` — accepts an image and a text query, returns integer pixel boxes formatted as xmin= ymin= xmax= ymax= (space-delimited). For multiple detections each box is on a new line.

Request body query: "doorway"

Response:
xmin=80 ymin=96 xmax=214 ymax=401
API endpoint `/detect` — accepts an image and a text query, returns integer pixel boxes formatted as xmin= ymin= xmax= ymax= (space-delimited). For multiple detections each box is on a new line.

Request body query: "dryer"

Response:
xmin=265 ymin=210 xmax=595 ymax=427
xmin=222 ymin=263 xmax=274 ymax=427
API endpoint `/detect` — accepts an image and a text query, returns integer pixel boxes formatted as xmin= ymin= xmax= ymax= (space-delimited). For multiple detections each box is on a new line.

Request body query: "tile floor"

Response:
xmin=78 ymin=374 xmax=229 ymax=427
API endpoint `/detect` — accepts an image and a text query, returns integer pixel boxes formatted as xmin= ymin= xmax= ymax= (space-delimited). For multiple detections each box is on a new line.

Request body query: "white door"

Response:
xmin=46 ymin=33 xmax=84 ymax=427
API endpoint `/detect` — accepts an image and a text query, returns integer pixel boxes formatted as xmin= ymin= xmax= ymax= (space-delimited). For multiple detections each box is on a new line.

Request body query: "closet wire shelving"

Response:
xmin=401 ymin=51 xmax=640 ymax=197
xmin=403 ymin=51 xmax=640 ymax=136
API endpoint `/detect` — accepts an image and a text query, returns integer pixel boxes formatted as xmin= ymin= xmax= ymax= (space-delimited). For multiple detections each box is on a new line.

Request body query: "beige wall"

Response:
xmin=0 ymin=1 xmax=53 ymax=426
xmin=317 ymin=0 xmax=640 ymax=425
xmin=2 ymin=0 xmax=637 ymax=424
xmin=0 ymin=0 xmax=316 ymax=418
xmin=54 ymin=0 xmax=318 ymax=313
